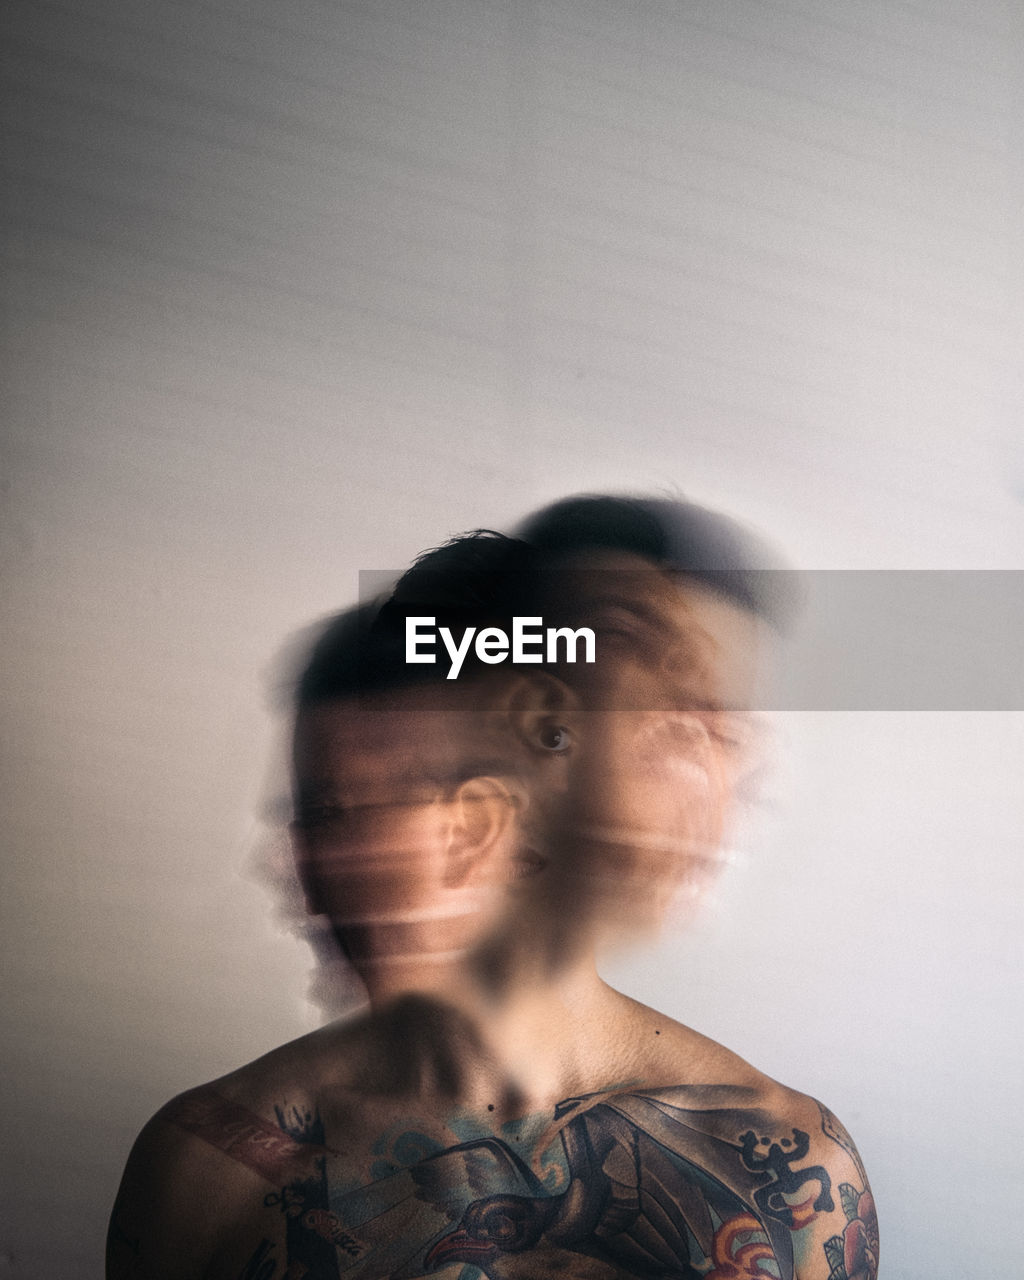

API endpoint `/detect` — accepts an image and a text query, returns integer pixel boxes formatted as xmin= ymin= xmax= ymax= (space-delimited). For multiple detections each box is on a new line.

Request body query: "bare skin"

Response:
xmin=108 ymin=984 xmax=872 ymax=1280
xmin=109 ymin=560 xmax=876 ymax=1280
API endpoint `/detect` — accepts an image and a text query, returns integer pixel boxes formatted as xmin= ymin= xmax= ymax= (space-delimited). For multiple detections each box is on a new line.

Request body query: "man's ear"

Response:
xmin=502 ymin=673 xmax=580 ymax=760
xmin=444 ymin=776 xmax=520 ymax=888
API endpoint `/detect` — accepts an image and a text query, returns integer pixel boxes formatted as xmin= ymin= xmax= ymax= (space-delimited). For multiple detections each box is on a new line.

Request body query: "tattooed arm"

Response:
xmin=787 ymin=1102 xmax=878 ymax=1280
xmin=106 ymin=1090 xmax=288 ymax=1280
xmin=107 ymin=1112 xmax=216 ymax=1279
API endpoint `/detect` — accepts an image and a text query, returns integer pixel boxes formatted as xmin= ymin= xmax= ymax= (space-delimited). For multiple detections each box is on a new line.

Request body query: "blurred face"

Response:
xmin=291 ymin=691 xmax=517 ymax=981
xmin=545 ymin=553 xmax=766 ymax=935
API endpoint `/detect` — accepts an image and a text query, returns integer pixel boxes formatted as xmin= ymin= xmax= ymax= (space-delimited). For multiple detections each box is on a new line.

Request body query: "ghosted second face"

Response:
xmin=538 ymin=553 xmax=768 ymax=938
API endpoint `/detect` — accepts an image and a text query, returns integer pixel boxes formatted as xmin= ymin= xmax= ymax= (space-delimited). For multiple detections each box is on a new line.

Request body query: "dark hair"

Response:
xmin=296 ymin=495 xmax=793 ymax=709
xmin=294 ymin=599 xmax=385 ymax=708
xmin=517 ymin=493 xmax=796 ymax=627
xmin=296 ymin=532 xmax=541 ymax=708
xmin=387 ymin=529 xmax=539 ymax=617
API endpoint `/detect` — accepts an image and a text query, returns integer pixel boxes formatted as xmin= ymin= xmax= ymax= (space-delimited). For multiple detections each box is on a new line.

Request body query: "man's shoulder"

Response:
xmin=620 ymin=1000 xmax=785 ymax=1098
xmin=603 ymin=1024 xmax=875 ymax=1280
xmin=107 ymin=1023 xmax=362 ymax=1279
xmin=106 ymin=1087 xmax=263 ymax=1280
xmin=616 ymin=1004 xmax=870 ymax=1189
xmin=127 ymin=1018 xmax=367 ymax=1176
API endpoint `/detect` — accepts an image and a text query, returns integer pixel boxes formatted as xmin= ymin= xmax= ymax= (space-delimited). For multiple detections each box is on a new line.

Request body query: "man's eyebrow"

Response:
xmin=581 ymin=592 xmax=676 ymax=634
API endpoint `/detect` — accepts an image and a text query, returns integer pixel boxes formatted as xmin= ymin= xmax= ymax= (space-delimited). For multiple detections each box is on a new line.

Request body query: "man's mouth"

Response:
xmin=508 ymin=847 xmax=548 ymax=880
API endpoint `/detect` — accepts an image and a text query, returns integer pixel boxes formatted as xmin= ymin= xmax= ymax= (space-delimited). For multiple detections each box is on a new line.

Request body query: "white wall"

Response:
xmin=2 ymin=2 xmax=1021 ymax=1275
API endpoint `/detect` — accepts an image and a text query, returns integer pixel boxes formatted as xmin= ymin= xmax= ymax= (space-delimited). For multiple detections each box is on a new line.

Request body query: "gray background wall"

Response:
xmin=2 ymin=2 xmax=1022 ymax=1275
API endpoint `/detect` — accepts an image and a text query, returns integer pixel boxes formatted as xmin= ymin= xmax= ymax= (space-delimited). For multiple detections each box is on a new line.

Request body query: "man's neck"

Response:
xmin=348 ymin=950 xmax=635 ymax=1121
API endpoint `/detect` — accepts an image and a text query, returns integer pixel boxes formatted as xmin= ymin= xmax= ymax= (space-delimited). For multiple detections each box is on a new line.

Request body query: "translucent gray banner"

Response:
xmin=357 ymin=570 xmax=1024 ymax=711
xmin=769 ymin=571 xmax=1024 ymax=711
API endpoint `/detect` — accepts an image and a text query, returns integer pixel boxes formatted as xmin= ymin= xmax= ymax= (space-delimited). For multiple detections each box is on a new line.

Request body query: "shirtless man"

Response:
xmin=108 ymin=497 xmax=877 ymax=1280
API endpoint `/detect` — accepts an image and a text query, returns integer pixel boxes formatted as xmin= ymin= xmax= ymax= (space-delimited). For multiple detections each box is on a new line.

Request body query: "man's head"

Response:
xmin=289 ymin=542 xmax=572 ymax=995
xmin=510 ymin=494 xmax=789 ymax=938
xmin=289 ymin=494 xmax=787 ymax=987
